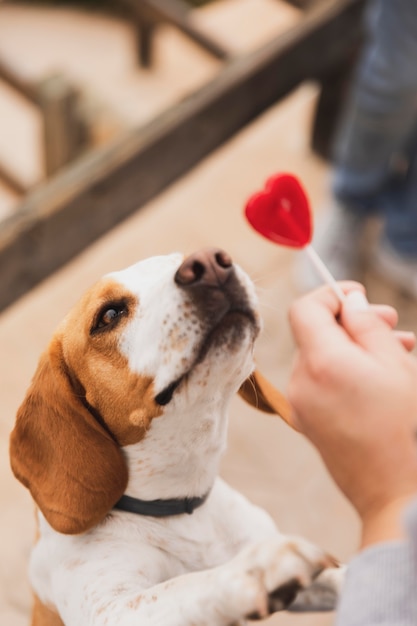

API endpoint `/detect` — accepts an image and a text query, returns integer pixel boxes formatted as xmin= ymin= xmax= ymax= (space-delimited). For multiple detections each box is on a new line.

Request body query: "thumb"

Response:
xmin=341 ymin=291 xmax=405 ymax=359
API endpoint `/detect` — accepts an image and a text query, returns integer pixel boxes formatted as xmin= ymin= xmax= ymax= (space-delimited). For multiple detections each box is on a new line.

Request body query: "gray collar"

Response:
xmin=114 ymin=492 xmax=210 ymax=517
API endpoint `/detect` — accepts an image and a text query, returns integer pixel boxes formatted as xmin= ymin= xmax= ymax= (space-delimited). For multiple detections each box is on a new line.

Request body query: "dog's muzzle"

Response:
xmin=174 ymin=248 xmax=255 ymax=325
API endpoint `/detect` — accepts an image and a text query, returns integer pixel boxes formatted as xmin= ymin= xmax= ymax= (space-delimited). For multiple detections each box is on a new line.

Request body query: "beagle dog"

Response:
xmin=10 ymin=248 xmax=342 ymax=626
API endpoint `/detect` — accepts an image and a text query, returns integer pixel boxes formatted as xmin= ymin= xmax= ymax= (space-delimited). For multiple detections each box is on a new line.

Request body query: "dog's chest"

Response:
xmin=111 ymin=501 xmax=248 ymax=575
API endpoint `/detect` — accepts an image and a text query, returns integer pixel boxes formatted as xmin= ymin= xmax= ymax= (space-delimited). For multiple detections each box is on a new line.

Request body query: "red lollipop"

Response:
xmin=245 ymin=173 xmax=345 ymax=301
xmin=245 ymin=173 xmax=311 ymax=248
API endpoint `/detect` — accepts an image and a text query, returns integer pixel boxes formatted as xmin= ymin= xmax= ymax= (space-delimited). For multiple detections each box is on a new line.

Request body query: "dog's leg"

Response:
xmin=200 ymin=479 xmax=343 ymax=615
xmin=288 ymin=565 xmax=345 ymax=612
xmin=42 ymin=534 xmax=333 ymax=626
xmin=115 ymin=535 xmax=334 ymax=626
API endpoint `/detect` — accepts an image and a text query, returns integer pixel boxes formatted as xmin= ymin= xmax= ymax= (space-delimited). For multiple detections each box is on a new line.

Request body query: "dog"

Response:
xmin=10 ymin=248 xmax=342 ymax=625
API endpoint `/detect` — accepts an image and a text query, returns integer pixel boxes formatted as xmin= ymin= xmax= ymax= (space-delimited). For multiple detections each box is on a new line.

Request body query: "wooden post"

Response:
xmin=135 ymin=13 xmax=158 ymax=68
xmin=123 ymin=0 xmax=230 ymax=66
xmin=311 ymin=50 xmax=360 ymax=160
xmin=36 ymin=75 xmax=88 ymax=177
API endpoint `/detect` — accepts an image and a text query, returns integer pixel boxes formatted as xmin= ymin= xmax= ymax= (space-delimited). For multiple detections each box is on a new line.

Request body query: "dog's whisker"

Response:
xmin=249 ymin=263 xmax=293 ymax=284
xmin=258 ymin=301 xmax=282 ymax=314
xmin=247 ymin=375 xmax=260 ymax=409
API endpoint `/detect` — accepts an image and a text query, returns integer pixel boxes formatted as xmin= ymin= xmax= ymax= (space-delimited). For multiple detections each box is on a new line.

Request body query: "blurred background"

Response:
xmin=1 ymin=1 xmax=416 ymax=624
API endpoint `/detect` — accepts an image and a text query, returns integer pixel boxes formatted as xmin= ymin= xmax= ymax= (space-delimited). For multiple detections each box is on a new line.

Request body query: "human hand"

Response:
xmin=288 ymin=283 xmax=417 ymax=547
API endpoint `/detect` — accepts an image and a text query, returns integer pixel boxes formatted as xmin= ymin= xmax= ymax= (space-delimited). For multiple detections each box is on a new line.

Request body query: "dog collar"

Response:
xmin=114 ymin=492 xmax=210 ymax=517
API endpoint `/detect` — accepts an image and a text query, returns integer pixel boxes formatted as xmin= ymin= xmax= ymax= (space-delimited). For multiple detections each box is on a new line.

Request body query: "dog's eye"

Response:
xmin=100 ymin=308 xmax=120 ymax=326
xmin=92 ymin=303 xmax=127 ymax=333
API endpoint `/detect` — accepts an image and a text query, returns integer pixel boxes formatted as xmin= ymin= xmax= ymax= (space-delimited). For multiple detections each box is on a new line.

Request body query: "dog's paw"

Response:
xmin=224 ymin=535 xmax=336 ymax=621
xmin=288 ymin=564 xmax=345 ymax=612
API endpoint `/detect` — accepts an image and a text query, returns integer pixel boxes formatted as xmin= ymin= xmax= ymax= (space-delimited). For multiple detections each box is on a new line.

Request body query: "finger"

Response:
xmin=372 ymin=307 xmax=415 ymax=350
xmin=289 ymin=282 xmax=365 ymax=352
xmin=341 ymin=291 xmax=407 ymax=359
xmin=350 ymin=304 xmax=413 ymax=349
xmin=394 ymin=330 xmax=416 ymax=352
xmin=371 ymin=304 xmax=398 ymax=329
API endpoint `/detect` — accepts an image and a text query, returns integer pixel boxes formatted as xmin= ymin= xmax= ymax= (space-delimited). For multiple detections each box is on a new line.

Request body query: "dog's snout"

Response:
xmin=175 ymin=248 xmax=233 ymax=288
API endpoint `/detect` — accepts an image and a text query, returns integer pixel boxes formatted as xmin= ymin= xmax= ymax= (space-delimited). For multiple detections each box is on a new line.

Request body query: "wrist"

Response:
xmin=360 ymin=494 xmax=417 ymax=548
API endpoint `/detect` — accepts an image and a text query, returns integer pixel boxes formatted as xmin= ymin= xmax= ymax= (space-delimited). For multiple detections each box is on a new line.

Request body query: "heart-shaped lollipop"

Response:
xmin=245 ymin=173 xmax=345 ymax=301
xmin=245 ymin=173 xmax=311 ymax=248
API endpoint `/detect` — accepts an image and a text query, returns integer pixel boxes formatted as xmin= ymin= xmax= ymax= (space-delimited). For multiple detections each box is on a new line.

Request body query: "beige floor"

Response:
xmin=2 ymin=3 xmax=417 ymax=626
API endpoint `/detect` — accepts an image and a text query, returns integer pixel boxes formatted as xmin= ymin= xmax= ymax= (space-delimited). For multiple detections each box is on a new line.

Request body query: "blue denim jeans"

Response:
xmin=332 ymin=0 xmax=417 ymax=257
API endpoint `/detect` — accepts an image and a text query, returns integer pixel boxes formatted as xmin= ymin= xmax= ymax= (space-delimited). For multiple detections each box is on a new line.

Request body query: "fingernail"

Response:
xmin=344 ymin=290 xmax=370 ymax=311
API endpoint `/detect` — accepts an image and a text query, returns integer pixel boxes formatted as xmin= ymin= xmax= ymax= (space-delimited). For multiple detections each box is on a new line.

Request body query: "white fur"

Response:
xmin=29 ymin=252 xmax=341 ymax=625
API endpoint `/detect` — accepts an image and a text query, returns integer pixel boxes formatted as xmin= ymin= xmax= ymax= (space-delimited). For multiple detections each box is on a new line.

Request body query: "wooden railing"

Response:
xmin=0 ymin=0 xmax=366 ymax=312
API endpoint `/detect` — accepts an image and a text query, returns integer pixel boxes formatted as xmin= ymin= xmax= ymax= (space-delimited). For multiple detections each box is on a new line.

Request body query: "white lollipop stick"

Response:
xmin=305 ymin=244 xmax=346 ymax=302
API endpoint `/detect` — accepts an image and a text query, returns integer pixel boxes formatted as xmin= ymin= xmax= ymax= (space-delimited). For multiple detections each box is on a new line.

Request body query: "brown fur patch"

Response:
xmin=238 ymin=370 xmax=292 ymax=426
xmin=62 ymin=278 xmax=163 ymax=445
xmin=10 ymin=278 xmax=164 ymax=534
xmin=32 ymin=595 xmax=64 ymax=626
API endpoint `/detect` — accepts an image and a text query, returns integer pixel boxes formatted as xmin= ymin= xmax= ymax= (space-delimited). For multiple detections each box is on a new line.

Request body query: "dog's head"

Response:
xmin=10 ymin=249 xmax=290 ymax=534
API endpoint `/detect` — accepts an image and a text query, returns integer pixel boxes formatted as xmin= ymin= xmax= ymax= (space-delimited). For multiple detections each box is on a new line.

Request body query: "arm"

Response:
xmin=288 ymin=284 xmax=417 ymax=623
xmin=288 ymin=284 xmax=417 ymax=547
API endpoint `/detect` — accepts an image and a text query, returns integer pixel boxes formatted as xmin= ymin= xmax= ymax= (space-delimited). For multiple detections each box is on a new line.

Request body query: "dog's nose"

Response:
xmin=175 ymin=248 xmax=233 ymax=288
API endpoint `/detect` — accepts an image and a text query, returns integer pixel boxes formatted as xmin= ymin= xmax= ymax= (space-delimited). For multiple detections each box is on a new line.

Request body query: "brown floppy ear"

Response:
xmin=238 ymin=369 xmax=295 ymax=428
xmin=10 ymin=336 xmax=128 ymax=535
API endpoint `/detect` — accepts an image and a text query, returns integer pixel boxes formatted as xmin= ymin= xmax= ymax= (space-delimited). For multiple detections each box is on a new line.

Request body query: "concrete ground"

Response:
xmin=1 ymin=2 xmax=417 ymax=625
